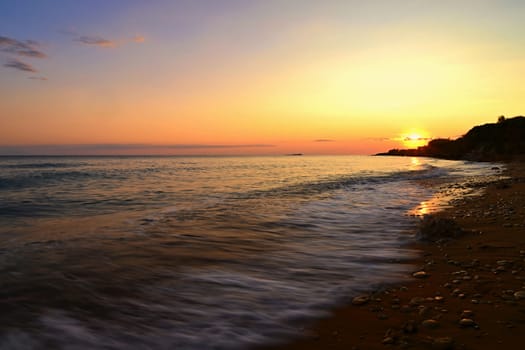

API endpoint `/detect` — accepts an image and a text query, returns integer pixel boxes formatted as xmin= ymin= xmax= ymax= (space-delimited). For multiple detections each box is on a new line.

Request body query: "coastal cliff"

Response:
xmin=377 ymin=116 xmax=525 ymax=161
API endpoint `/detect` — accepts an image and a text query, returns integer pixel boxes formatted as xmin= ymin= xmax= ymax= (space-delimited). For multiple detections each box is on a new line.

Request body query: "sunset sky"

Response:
xmin=1 ymin=0 xmax=524 ymax=155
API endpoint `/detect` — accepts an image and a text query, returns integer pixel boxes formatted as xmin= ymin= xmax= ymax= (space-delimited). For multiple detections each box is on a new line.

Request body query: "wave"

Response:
xmin=231 ymin=164 xmax=449 ymax=200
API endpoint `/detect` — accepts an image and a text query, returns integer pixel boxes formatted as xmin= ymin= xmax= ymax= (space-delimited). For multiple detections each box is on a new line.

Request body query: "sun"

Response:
xmin=400 ymin=130 xmax=430 ymax=149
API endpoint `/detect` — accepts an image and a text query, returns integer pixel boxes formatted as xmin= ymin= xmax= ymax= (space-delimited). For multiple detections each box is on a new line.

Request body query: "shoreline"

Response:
xmin=261 ymin=160 xmax=525 ymax=350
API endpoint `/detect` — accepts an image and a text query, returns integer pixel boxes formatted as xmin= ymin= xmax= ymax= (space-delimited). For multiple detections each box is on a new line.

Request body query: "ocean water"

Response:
xmin=0 ymin=155 xmax=498 ymax=349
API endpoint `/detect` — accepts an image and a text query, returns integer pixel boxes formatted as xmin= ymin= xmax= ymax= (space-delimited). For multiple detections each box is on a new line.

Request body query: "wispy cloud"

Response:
xmin=28 ymin=76 xmax=47 ymax=81
xmin=313 ymin=139 xmax=335 ymax=142
xmin=0 ymin=144 xmax=275 ymax=155
xmin=0 ymin=35 xmax=47 ymax=77
xmin=3 ymin=58 xmax=37 ymax=72
xmin=402 ymin=136 xmax=432 ymax=141
xmin=65 ymin=143 xmax=275 ymax=151
xmin=0 ymin=36 xmax=46 ymax=58
xmin=62 ymin=29 xmax=146 ymax=49
xmin=75 ymin=35 xmax=116 ymax=48
xmin=133 ymin=35 xmax=145 ymax=43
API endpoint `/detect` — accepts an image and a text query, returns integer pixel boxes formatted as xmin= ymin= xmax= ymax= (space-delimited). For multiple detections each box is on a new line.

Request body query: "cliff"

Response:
xmin=377 ymin=116 xmax=525 ymax=161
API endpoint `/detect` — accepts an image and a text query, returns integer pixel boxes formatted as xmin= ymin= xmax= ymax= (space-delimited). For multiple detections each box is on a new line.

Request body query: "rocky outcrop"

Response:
xmin=377 ymin=116 xmax=525 ymax=161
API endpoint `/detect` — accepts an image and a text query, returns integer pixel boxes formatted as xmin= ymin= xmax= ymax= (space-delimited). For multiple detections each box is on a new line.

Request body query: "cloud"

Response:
xmin=0 ymin=36 xmax=47 ymax=76
xmin=133 ymin=35 xmax=145 ymax=43
xmin=28 ymin=76 xmax=47 ymax=81
xmin=359 ymin=137 xmax=396 ymax=143
xmin=3 ymin=59 xmax=37 ymax=72
xmin=402 ymin=136 xmax=432 ymax=141
xmin=0 ymin=144 xmax=276 ymax=155
xmin=0 ymin=35 xmax=46 ymax=58
xmin=314 ymin=139 xmax=335 ymax=142
xmin=62 ymin=30 xmax=146 ymax=48
xmin=75 ymin=35 xmax=116 ymax=48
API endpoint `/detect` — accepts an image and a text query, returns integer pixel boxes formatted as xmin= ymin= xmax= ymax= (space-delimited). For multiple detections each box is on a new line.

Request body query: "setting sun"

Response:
xmin=401 ymin=131 xmax=430 ymax=149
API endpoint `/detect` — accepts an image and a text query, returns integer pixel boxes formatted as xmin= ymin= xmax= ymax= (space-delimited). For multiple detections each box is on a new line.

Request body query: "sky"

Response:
xmin=1 ymin=0 xmax=524 ymax=155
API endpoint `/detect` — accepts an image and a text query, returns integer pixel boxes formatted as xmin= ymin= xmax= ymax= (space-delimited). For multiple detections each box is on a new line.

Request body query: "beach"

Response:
xmin=266 ymin=160 xmax=525 ymax=350
xmin=0 ymin=156 xmax=521 ymax=349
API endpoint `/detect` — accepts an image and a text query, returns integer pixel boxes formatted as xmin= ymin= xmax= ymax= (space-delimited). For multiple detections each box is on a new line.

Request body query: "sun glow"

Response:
xmin=401 ymin=131 xmax=430 ymax=149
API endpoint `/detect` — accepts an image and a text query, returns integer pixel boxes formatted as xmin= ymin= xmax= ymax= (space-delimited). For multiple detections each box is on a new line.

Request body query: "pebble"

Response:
xmin=461 ymin=310 xmax=474 ymax=318
xmin=459 ymin=318 xmax=477 ymax=328
xmin=352 ymin=295 xmax=370 ymax=306
xmin=382 ymin=336 xmax=395 ymax=345
xmin=419 ymin=306 xmax=430 ymax=317
xmin=432 ymin=337 xmax=454 ymax=350
xmin=422 ymin=319 xmax=440 ymax=329
xmin=451 ymin=288 xmax=462 ymax=296
xmin=402 ymin=320 xmax=417 ymax=334
xmin=410 ymin=297 xmax=426 ymax=305
xmin=514 ymin=291 xmax=525 ymax=300
xmin=413 ymin=271 xmax=430 ymax=279
xmin=400 ymin=305 xmax=412 ymax=313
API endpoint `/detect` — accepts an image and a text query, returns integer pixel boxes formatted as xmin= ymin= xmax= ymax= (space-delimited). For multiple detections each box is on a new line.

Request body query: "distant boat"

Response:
xmin=286 ymin=153 xmax=303 ymax=156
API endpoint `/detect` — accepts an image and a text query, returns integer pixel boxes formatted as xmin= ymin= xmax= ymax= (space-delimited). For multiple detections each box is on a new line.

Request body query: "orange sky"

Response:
xmin=1 ymin=1 xmax=524 ymax=155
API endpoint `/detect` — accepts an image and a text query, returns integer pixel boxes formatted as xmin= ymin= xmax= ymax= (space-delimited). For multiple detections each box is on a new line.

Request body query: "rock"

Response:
xmin=514 ymin=291 xmax=525 ymax=300
xmin=419 ymin=306 xmax=431 ymax=317
xmin=432 ymin=337 xmax=455 ymax=350
xmin=382 ymin=336 xmax=395 ymax=345
xmin=451 ymin=288 xmax=462 ymax=296
xmin=402 ymin=320 xmax=418 ymax=334
xmin=417 ymin=215 xmax=463 ymax=241
xmin=422 ymin=319 xmax=440 ymax=329
xmin=400 ymin=305 xmax=413 ymax=313
xmin=459 ymin=318 xmax=477 ymax=328
xmin=352 ymin=295 xmax=370 ymax=306
xmin=413 ymin=271 xmax=430 ymax=279
xmin=410 ymin=297 xmax=426 ymax=306
xmin=461 ymin=310 xmax=474 ymax=318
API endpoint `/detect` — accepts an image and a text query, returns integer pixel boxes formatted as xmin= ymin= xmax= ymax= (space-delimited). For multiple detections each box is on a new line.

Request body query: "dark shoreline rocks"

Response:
xmin=376 ymin=116 xmax=525 ymax=162
xmin=417 ymin=215 xmax=463 ymax=242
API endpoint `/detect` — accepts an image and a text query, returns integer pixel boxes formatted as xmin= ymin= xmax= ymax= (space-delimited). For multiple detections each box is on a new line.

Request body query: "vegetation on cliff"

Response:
xmin=377 ymin=116 xmax=525 ymax=161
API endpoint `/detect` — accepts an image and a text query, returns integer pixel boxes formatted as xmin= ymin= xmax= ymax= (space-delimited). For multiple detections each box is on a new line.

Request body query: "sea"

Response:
xmin=0 ymin=155 xmax=500 ymax=349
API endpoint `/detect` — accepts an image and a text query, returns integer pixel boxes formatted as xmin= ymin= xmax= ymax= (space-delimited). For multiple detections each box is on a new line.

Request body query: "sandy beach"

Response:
xmin=264 ymin=160 xmax=525 ymax=350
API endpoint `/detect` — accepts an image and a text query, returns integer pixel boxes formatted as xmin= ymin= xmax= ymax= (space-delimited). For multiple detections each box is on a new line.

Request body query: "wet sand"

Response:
xmin=264 ymin=161 xmax=525 ymax=350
